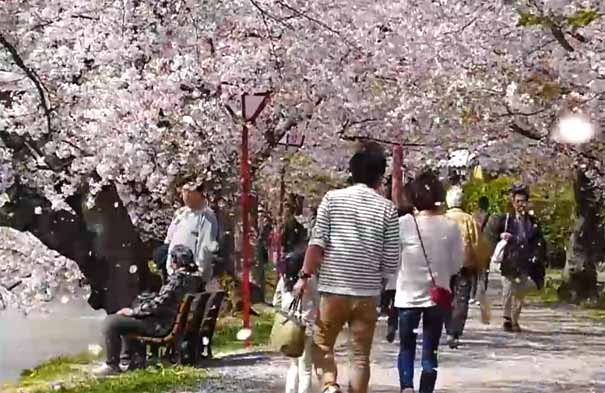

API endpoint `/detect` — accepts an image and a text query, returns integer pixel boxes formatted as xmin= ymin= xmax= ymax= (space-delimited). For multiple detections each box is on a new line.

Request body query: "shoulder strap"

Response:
xmin=411 ymin=214 xmax=437 ymax=287
xmin=505 ymin=213 xmax=510 ymax=233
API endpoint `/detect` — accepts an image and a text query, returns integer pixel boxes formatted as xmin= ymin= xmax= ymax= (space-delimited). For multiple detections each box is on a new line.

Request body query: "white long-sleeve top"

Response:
xmin=394 ymin=213 xmax=464 ymax=308
xmin=165 ymin=205 xmax=219 ymax=282
xmin=273 ymin=276 xmax=319 ymax=335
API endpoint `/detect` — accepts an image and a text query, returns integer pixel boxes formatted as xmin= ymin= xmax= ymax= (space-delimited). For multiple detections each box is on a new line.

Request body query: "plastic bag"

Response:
xmin=270 ymin=299 xmax=306 ymax=358
xmin=490 ymin=239 xmax=508 ymax=271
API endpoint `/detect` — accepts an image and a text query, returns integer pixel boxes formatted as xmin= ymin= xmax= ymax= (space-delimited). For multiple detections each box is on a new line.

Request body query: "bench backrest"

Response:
xmin=163 ymin=293 xmax=195 ymax=341
xmin=185 ymin=292 xmax=213 ymax=333
xmin=200 ymin=291 xmax=225 ymax=341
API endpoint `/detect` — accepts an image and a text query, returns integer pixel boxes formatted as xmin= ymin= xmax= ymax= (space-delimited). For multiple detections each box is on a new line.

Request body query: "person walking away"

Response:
xmin=164 ymin=179 xmax=219 ymax=291
xmin=295 ymin=142 xmax=400 ymax=393
xmin=94 ymin=245 xmax=203 ymax=376
xmin=273 ymin=249 xmax=318 ymax=393
xmin=485 ymin=184 xmax=546 ymax=332
xmin=470 ymin=196 xmax=491 ymax=304
xmin=283 ymin=204 xmax=308 ymax=254
xmin=395 ymin=172 xmax=463 ymax=393
xmin=384 ymin=180 xmax=415 ymax=343
xmin=444 ymin=187 xmax=490 ymax=349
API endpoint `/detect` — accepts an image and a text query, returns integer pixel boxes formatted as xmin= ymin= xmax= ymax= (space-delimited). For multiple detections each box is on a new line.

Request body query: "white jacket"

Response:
xmin=165 ymin=205 xmax=220 ymax=282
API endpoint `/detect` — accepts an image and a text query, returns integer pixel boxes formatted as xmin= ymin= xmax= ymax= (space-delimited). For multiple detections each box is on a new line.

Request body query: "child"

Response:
xmin=273 ymin=249 xmax=318 ymax=393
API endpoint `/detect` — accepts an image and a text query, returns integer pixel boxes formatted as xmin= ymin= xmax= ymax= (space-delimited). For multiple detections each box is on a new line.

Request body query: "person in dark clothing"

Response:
xmin=152 ymin=243 xmax=170 ymax=284
xmin=485 ymin=184 xmax=546 ymax=333
xmin=470 ymin=196 xmax=491 ymax=303
xmin=383 ymin=180 xmax=414 ymax=343
xmin=94 ymin=245 xmax=203 ymax=376
xmin=283 ymin=207 xmax=308 ymax=254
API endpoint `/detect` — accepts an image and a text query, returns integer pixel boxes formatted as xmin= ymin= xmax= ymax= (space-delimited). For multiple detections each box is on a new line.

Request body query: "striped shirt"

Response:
xmin=309 ymin=184 xmax=400 ymax=297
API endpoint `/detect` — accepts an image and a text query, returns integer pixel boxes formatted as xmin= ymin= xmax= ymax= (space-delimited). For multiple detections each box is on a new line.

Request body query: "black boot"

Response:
xmin=419 ymin=370 xmax=437 ymax=393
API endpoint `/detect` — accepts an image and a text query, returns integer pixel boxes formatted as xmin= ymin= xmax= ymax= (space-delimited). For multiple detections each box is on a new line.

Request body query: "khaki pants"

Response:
xmin=313 ymin=294 xmax=378 ymax=393
xmin=501 ymin=275 xmax=536 ymax=325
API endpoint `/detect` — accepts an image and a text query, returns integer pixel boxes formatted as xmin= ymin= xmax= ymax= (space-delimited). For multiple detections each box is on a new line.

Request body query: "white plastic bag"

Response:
xmin=490 ymin=239 xmax=507 ymax=271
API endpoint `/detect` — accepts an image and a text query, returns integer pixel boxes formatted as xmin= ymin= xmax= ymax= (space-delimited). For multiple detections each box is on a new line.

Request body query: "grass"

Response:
xmin=2 ymin=305 xmax=276 ymax=393
xmin=526 ymin=268 xmax=562 ymax=305
xmin=2 ymin=355 xmax=206 ymax=393
xmin=212 ymin=305 xmax=274 ymax=354
xmin=526 ymin=268 xmax=605 ymax=322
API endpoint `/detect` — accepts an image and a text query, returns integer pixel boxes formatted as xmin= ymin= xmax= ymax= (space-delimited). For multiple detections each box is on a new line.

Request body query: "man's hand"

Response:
xmin=294 ymin=278 xmax=309 ymax=297
xmin=501 ymin=232 xmax=513 ymax=241
xmin=117 ymin=307 xmax=133 ymax=316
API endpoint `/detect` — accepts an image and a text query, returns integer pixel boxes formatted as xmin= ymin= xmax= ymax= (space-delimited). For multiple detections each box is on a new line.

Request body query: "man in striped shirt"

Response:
xmin=296 ymin=142 xmax=400 ymax=393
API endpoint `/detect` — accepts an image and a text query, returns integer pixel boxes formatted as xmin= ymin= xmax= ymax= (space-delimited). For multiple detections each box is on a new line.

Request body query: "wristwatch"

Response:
xmin=298 ymin=271 xmax=312 ymax=280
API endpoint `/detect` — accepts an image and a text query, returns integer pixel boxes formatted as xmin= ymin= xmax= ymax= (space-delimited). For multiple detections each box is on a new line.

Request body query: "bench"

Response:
xmin=181 ymin=292 xmax=213 ymax=365
xmin=197 ymin=291 xmax=225 ymax=361
xmin=130 ymin=293 xmax=194 ymax=365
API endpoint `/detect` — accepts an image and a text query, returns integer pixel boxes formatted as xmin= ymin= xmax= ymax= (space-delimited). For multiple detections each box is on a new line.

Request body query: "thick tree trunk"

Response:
xmin=0 ymin=182 xmax=152 ymax=313
xmin=561 ymin=169 xmax=602 ymax=301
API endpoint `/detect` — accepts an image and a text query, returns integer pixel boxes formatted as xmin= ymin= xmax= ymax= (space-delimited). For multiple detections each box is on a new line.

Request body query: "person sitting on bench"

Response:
xmin=94 ymin=245 xmax=203 ymax=376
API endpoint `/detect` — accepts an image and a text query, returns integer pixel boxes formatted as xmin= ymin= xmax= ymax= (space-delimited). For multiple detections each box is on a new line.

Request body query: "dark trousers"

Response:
xmin=103 ymin=315 xmax=148 ymax=368
xmin=382 ymin=290 xmax=398 ymax=335
xmin=398 ymin=306 xmax=444 ymax=392
xmin=470 ymin=270 xmax=489 ymax=300
xmin=444 ymin=268 xmax=473 ymax=338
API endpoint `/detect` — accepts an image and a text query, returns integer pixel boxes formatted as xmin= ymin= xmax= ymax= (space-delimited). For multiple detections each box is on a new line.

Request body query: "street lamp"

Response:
xmin=227 ymin=92 xmax=271 ymax=346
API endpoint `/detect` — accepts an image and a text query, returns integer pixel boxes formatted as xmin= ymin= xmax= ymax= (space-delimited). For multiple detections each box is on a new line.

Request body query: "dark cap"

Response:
xmin=170 ymin=245 xmax=198 ymax=272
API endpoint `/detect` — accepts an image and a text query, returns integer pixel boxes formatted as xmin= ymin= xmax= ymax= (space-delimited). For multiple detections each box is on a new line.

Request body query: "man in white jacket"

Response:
xmin=165 ymin=180 xmax=219 ymax=290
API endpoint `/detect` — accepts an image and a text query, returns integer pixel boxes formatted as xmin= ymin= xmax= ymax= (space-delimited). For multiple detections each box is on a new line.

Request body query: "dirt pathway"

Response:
xmin=199 ymin=274 xmax=605 ymax=392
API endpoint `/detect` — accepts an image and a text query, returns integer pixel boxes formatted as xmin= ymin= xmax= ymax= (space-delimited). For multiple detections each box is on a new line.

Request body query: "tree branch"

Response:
xmin=338 ymin=134 xmax=429 ymax=148
xmin=551 ymin=25 xmax=575 ymax=52
xmin=251 ymin=97 xmax=322 ymax=175
xmin=0 ymin=34 xmax=53 ymax=135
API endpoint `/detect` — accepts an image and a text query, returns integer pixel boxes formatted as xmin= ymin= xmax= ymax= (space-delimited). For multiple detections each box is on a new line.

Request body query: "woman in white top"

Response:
xmin=273 ymin=248 xmax=319 ymax=393
xmin=394 ymin=172 xmax=463 ymax=393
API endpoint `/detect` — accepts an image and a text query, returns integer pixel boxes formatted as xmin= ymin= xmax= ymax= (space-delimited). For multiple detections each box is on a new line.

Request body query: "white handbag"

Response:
xmin=490 ymin=214 xmax=510 ymax=270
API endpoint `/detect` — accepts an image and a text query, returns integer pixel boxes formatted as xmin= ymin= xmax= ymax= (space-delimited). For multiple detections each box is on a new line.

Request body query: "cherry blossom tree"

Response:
xmin=1 ymin=0 xmax=604 ymax=310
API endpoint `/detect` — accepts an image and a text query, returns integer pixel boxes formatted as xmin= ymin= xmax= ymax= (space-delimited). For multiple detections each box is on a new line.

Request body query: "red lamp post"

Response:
xmin=228 ymin=92 xmax=271 ymax=346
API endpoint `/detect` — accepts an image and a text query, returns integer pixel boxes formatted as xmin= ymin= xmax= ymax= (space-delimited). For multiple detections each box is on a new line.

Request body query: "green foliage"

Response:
xmin=517 ymin=11 xmax=549 ymax=27
xmin=462 ymin=176 xmax=575 ymax=251
xmin=527 ymin=269 xmax=563 ymax=305
xmin=518 ymin=8 xmax=600 ymax=29
xmin=567 ymin=9 xmax=599 ymax=28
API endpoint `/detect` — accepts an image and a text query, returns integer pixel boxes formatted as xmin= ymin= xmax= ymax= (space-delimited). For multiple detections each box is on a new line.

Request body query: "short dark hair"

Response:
xmin=410 ymin=171 xmax=445 ymax=212
xmin=511 ymin=183 xmax=529 ymax=199
xmin=478 ymin=196 xmax=490 ymax=211
xmin=176 ymin=176 xmax=204 ymax=193
xmin=349 ymin=142 xmax=387 ymax=187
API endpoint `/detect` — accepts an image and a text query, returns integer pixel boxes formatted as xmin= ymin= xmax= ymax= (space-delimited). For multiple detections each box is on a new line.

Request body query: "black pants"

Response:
xmin=444 ymin=269 xmax=473 ymax=339
xmin=382 ymin=289 xmax=399 ymax=334
xmin=103 ymin=315 xmax=148 ymax=368
xmin=470 ymin=270 xmax=489 ymax=300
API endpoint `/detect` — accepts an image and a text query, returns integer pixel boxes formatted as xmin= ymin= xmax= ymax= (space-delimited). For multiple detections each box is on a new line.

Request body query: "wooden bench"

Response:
xmin=198 ymin=291 xmax=225 ymax=361
xmin=181 ymin=292 xmax=213 ymax=365
xmin=130 ymin=294 xmax=194 ymax=365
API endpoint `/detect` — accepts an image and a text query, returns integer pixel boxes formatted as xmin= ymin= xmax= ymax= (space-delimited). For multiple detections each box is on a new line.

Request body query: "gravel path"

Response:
xmin=195 ymin=274 xmax=605 ymax=392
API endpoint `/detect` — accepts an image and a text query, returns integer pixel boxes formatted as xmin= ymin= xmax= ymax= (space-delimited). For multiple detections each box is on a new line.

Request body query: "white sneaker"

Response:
xmin=322 ymin=384 xmax=343 ymax=393
xmin=401 ymin=388 xmax=416 ymax=393
xmin=92 ymin=363 xmax=120 ymax=377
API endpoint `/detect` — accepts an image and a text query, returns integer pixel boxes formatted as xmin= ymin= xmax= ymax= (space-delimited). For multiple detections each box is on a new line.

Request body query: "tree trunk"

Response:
xmin=561 ymin=168 xmax=602 ymax=301
xmin=0 ymin=182 xmax=152 ymax=313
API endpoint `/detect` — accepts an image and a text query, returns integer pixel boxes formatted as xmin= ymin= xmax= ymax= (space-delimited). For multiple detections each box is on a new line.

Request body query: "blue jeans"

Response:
xmin=397 ymin=306 xmax=444 ymax=390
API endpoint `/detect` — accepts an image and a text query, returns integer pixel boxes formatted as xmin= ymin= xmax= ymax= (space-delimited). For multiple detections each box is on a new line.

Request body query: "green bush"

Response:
xmin=462 ymin=176 xmax=575 ymax=254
